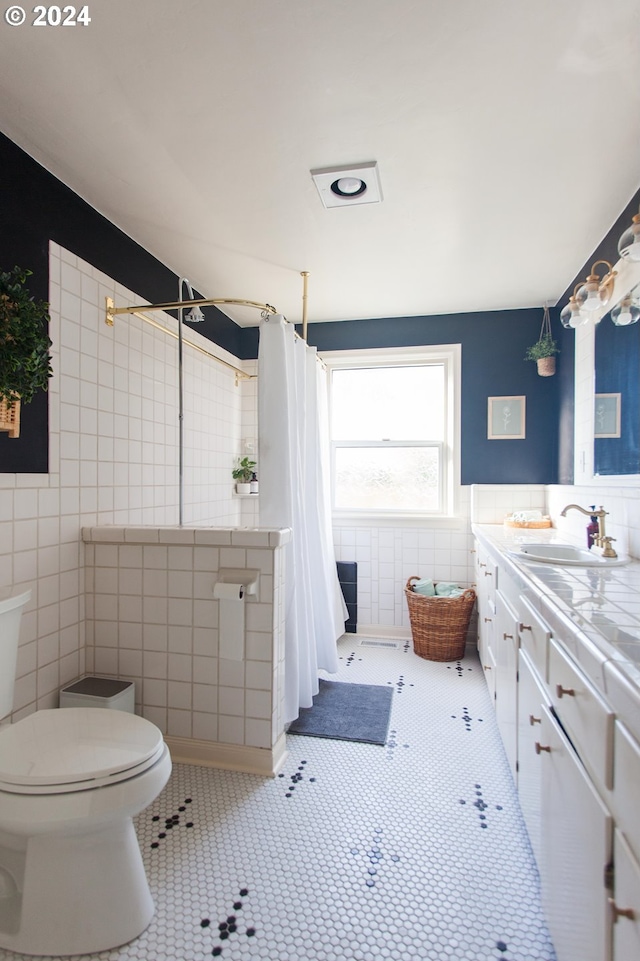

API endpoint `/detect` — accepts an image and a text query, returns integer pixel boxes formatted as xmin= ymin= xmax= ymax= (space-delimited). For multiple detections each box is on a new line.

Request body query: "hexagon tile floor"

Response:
xmin=0 ymin=637 xmax=557 ymax=961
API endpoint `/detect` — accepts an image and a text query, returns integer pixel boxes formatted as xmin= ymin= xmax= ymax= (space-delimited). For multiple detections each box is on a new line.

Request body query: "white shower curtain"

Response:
xmin=258 ymin=315 xmax=346 ymax=724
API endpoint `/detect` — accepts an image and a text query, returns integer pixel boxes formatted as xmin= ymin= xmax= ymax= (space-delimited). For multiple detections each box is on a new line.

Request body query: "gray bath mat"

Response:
xmin=288 ymin=679 xmax=393 ymax=745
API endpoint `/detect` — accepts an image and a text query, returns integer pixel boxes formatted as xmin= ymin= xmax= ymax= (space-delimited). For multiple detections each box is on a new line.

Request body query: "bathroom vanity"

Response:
xmin=473 ymin=524 xmax=640 ymax=961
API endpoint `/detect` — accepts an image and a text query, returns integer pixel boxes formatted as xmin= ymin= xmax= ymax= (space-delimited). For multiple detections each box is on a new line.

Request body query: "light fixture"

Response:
xmin=618 ymin=205 xmax=640 ymax=262
xmin=574 ymin=259 xmax=617 ymax=313
xmin=560 ymin=287 xmax=588 ymax=328
xmin=310 ymin=162 xmax=383 ymax=208
xmin=611 ymin=284 xmax=640 ymax=326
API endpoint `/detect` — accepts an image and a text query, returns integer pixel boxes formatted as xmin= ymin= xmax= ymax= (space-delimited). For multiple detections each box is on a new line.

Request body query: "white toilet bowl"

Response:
xmin=0 ymin=707 xmax=172 ymax=956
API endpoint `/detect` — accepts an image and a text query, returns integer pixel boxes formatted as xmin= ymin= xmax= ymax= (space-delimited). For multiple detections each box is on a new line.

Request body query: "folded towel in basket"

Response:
xmin=413 ymin=578 xmax=436 ymax=596
xmin=435 ymin=582 xmax=464 ymax=597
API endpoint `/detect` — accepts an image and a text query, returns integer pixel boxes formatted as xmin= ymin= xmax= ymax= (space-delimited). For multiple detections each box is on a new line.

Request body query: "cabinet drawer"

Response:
xmin=549 ymin=638 xmax=614 ymax=791
xmin=475 ymin=547 xmax=497 ymax=601
xmin=517 ymin=595 xmax=550 ymax=681
xmin=613 ymin=722 xmax=640 ymax=865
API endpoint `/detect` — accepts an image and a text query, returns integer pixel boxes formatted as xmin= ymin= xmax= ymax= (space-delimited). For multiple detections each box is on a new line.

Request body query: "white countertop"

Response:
xmin=473 ymin=524 xmax=640 ymax=742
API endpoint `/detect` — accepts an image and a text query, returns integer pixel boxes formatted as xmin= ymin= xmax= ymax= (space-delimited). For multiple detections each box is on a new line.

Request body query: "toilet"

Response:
xmin=0 ymin=589 xmax=172 ymax=957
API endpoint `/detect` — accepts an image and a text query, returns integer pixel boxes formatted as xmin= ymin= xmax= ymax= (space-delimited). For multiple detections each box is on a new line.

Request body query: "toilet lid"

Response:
xmin=0 ymin=708 xmax=165 ymax=791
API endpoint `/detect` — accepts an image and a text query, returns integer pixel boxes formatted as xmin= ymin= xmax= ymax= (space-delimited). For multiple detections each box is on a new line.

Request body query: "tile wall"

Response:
xmin=1 ymin=243 xmax=246 ymax=721
xmin=83 ymin=526 xmax=288 ymax=769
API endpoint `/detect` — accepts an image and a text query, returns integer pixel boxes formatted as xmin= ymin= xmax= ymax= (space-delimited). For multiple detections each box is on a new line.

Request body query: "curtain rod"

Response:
xmin=104 ymin=297 xmax=253 ymax=384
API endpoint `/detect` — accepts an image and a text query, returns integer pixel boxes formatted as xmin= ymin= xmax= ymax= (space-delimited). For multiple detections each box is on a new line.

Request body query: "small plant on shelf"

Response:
xmin=232 ymin=456 xmax=257 ymax=493
xmin=0 ymin=266 xmax=53 ymax=437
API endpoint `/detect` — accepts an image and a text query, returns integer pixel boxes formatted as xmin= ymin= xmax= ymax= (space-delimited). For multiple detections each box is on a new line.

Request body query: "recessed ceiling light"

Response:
xmin=310 ymin=162 xmax=382 ymax=208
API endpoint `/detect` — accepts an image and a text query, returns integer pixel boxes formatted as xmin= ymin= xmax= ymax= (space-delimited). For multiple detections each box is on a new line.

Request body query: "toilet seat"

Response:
xmin=0 ymin=708 xmax=165 ymax=794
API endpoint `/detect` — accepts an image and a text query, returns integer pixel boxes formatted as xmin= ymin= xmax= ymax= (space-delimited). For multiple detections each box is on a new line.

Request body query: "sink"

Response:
xmin=515 ymin=544 xmax=628 ymax=567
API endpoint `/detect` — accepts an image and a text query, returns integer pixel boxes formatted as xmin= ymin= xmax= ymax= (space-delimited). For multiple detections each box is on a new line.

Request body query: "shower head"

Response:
xmin=179 ymin=277 xmax=205 ymax=322
xmin=184 ymin=305 xmax=205 ymax=323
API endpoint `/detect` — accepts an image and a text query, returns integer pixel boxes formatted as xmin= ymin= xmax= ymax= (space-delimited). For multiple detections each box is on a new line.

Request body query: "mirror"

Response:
xmin=594 ymin=286 xmax=640 ymax=476
xmin=575 ymin=258 xmax=640 ymax=482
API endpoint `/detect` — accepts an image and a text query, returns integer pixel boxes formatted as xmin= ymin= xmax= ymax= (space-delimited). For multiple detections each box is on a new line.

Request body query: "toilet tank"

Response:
xmin=0 ymin=589 xmax=32 ymax=719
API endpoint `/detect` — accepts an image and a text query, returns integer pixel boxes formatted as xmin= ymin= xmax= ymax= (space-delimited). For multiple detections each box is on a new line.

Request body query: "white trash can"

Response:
xmin=59 ymin=676 xmax=135 ymax=713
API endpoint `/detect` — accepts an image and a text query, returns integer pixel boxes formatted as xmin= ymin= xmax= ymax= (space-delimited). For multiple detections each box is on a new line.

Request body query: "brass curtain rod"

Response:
xmin=106 ymin=296 xmax=277 ymax=322
xmin=104 ymin=297 xmax=254 ymax=384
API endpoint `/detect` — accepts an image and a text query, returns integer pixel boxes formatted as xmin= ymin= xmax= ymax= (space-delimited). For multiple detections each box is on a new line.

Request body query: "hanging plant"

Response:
xmin=525 ymin=304 xmax=558 ymax=377
xmin=0 ymin=267 xmax=53 ymax=437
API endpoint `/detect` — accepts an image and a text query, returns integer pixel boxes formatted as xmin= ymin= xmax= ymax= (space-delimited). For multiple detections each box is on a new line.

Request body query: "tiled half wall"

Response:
xmin=83 ymin=526 xmax=289 ymax=776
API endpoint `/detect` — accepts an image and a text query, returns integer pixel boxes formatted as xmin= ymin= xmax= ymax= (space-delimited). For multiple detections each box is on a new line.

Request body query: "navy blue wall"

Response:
xmin=300 ymin=309 xmax=560 ymax=485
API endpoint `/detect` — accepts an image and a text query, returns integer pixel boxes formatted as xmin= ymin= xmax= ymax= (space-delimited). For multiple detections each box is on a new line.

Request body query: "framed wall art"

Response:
xmin=487 ymin=395 xmax=526 ymax=440
xmin=594 ymin=393 xmax=621 ymax=438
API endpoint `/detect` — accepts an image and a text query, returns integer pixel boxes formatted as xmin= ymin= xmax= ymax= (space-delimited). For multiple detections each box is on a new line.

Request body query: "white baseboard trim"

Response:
xmin=164 ymin=732 xmax=288 ymax=778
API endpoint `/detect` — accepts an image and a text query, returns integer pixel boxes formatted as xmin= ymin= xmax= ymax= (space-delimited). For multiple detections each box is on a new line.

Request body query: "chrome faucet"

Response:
xmin=560 ymin=504 xmax=617 ymax=558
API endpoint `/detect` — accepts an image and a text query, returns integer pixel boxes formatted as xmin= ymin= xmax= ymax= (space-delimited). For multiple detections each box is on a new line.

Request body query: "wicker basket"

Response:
xmin=0 ymin=396 xmax=20 ymax=438
xmin=404 ymin=577 xmax=476 ymax=662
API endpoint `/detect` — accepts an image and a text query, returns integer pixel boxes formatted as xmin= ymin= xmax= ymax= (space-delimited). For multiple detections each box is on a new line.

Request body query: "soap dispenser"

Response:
xmin=586 ymin=507 xmax=599 ymax=548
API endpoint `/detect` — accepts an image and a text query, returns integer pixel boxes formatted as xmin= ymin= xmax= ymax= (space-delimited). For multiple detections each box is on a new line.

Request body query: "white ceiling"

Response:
xmin=1 ymin=0 xmax=639 ymax=326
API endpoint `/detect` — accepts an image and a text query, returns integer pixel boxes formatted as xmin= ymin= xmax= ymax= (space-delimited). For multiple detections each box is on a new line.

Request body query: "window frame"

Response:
xmin=322 ymin=344 xmax=461 ymax=523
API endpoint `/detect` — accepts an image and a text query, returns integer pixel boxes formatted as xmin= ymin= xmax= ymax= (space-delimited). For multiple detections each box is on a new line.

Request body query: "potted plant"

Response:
xmin=525 ymin=304 xmax=559 ymax=377
xmin=0 ymin=267 xmax=53 ymax=437
xmin=232 ymin=456 xmax=257 ymax=494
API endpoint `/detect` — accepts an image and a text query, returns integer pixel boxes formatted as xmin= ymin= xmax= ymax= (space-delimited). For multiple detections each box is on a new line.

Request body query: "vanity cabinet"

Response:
xmin=611 ymin=830 xmax=640 ymax=961
xmin=516 ymin=648 xmax=550 ymax=865
xmin=538 ymin=703 xmax=613 ymax=961
xmin=474 ymin=530 xmax=640 ymax=961
xmin=494 ymin=590 xmax=519 ymax=779
xmin=475 ymin=545 xmax=497 ymax=700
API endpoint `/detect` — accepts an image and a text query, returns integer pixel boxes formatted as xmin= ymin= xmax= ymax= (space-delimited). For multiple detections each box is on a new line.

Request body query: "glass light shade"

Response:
xmin=575 ymin=278 xmax=610 ymax=312
xmin=560 ymin=300 xmax=587 ymax=328
xmin=618 ymin=214 xmax=640 ymax=262
xmin=611 ymin=301 xmax=640 ymax=326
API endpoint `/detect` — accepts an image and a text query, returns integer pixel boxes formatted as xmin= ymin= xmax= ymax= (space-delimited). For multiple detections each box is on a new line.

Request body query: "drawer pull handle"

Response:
xmin=556 ymin=684 xmax=575 ymax=699
xmin=529 ymin=714 xmax=541 ymax=726
xmin=608 ymin=898 xmax=636 ymax=922
xmin=484 ymin=571 xmax=493 ymax=577
xmin=535 ymin=742 xmax=551 ymax=754
xmin=483 ymin=665 xmax=492 ymax=671
xmin=484 ymin=617 xmax=492 ymax=623
xmin=519 ymin=623 xmax=532 ymax=632
xmin=503 ymin=632 xmax=514 ymax=640
xmin=479 ymin=562 xmax=486 ymax=568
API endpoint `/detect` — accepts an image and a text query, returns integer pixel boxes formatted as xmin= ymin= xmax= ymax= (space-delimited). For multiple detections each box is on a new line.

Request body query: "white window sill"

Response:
xmin=331 ymin=511 xmax=466 ymax=529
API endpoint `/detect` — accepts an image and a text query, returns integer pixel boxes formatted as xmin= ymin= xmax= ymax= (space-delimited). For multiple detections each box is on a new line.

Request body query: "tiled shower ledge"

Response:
xmin=82 ymin=526 xmax=292 ymax=547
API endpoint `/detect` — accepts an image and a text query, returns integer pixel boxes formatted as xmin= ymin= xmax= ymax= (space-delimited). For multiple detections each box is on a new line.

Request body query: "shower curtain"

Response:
xmin=258 ymin=315 xmax=346 ymax=724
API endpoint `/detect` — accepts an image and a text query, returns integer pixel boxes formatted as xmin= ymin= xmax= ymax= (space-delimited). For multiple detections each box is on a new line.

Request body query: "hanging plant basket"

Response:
xmin=536 ymin=355 xmax=556 ymax=377
xmin=0 ymin=396 xmax=20 ymax=438
xmin=525 ymin=304 xmax=559 ymax=377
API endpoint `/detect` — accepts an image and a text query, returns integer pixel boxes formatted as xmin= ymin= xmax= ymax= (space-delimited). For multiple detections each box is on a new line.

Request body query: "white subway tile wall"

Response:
xmin=0 ymin=243 xmax=247 ymax=721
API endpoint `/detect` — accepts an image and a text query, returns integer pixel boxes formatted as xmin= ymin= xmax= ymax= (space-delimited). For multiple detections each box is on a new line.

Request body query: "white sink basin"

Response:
xmin=516 ymin=544 xmax=628 ymax=567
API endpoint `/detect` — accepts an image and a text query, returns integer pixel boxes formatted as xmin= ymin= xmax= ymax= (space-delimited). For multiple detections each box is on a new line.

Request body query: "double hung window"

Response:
xmin=326 ymin=346 xmax=459 ymax=517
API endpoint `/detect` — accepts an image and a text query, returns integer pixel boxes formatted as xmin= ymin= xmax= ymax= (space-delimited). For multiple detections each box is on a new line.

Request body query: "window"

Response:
xmin=325 ymin=346 xmax=460 ymax=517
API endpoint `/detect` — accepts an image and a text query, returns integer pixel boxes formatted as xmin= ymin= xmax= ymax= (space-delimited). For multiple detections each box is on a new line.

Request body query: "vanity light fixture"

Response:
xmin=574 ymin=259 xmax=617 ymax=313
xmin=617 ymin=205 xmax=640 ymax=262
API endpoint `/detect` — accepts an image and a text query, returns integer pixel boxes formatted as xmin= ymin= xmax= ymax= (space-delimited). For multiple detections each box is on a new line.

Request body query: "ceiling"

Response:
xmin=1 ymin=0 xmax=639 ymax=326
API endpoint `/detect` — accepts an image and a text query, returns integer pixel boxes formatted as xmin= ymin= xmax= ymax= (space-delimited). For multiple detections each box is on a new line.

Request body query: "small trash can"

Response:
xmin=59 ymin=676 xmax=135 ymax=713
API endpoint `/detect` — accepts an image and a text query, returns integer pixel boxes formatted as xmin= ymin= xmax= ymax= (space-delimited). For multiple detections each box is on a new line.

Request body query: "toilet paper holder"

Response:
xmin=215 ymin=568 xmax=260 ymax=597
